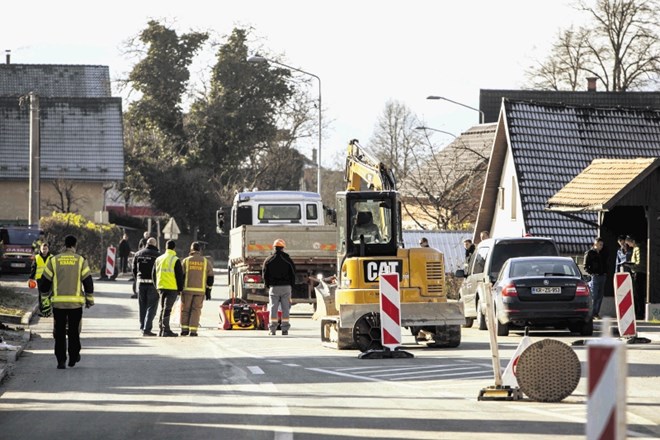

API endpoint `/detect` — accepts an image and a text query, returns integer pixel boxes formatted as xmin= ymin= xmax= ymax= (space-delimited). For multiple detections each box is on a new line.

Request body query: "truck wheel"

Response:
xmin=427 ymin=325 xmax=461 ymax=348
xmin=353 ymin=313 xmax=383 ymax=353
xmin=463 ymin=317 xmax=474 ymax=328
xmin=477 ymin=301 xmax=488 ymax=330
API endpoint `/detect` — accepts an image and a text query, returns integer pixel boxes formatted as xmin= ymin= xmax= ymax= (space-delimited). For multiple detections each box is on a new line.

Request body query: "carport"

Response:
xmin=547 ymin=158 xmax=660 ymax=320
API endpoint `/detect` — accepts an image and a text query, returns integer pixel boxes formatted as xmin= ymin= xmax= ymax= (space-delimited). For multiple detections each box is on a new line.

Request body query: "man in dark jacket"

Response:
xmin=584 ymin=237 xmax=607 ymax=318
xmin=133 ymin=237 xmax=161 ymax=336
xmin=118 ymin=233 xmax=131 ymax=274
xmin=262 ymin=239 xmax=296 ymax=336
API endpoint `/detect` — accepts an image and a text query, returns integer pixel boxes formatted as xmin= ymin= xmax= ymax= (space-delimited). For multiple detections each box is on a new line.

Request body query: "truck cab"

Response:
xmin=230 ymin=191 xmax=325 ymax=229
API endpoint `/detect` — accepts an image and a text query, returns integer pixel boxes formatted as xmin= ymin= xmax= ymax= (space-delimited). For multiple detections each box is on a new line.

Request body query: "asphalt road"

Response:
xmin=0 ymin=274 xmax=659 ymax=440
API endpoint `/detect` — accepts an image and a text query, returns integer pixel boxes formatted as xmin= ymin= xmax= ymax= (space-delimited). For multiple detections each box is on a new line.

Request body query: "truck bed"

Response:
xmin=229 ymin=225 xmax=337 ymax=264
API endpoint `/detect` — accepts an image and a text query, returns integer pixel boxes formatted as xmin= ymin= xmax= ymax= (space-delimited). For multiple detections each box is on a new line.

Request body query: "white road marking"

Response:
xmin=247 ymin=366 xmax=264 ymax=375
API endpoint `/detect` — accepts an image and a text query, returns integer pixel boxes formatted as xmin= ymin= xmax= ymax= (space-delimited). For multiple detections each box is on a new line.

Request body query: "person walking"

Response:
xmin=152 ymin=240 xmax=183 ymax=337
xmin=179 ymin=242 xmax=215 ymax=336
xmin=118 ymin=233 xmax=131 ymax=274
xmin=38 ymin=235 xmax=94 ymax=369
xmin=625 ymin=235 xmax=646 ymax=320
xmin=584 ymin=237 xmax=607 ymax=318
xmin=263 ymin=238 xmax=296 ymax=336
xmin=132 ymin=237 xmax=161 ymax=336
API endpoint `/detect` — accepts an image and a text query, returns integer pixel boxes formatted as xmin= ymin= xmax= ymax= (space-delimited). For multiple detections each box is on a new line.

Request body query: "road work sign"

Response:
xmin=379 ymin=273 xmax=401 ymax=349
xmin=105 ymin=246 xmax=116 ymax=278
xmin=613 ymin=272 xmax=636 ymax=338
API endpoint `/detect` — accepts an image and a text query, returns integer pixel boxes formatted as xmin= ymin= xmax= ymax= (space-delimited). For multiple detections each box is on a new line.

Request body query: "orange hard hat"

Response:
xmin=28 ymin=279 xmax=37 ymax=289
xmin=273 ymin=238 xmax=286 ymax=248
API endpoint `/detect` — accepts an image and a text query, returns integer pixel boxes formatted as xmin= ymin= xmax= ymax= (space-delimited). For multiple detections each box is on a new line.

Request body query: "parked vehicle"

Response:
xmin=0 ymin=226 xmax=42 ymax=275
xmin=491 ymin=256 xmax=593 ymax=336
xmin=455 ymin=237 xmax=560 ymax=328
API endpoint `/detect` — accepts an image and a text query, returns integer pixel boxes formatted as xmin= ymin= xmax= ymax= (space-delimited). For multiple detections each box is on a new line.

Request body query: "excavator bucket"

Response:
xmin=313 ymin=279 xmax=338 ymax=320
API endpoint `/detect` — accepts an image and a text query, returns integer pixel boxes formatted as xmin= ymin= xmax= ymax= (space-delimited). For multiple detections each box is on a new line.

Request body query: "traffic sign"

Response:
xmin=163 ymin=218 xmax=181 ymax=240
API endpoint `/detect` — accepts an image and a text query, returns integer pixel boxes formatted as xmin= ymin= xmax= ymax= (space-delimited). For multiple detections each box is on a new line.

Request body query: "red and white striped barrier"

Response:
xmin=613 ymin=272 xmax=637 ymax=338
xmin=587 ymin=319 xmax=626 ymax=440
xmin=106 ymin=246 xmax=116 ymax=278
xmin=379 ymin=273 xmax=402 ymax=349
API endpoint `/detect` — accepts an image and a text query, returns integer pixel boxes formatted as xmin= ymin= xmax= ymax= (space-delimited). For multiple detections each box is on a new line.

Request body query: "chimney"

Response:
xmin=5 ymin=49 xmax=10 ymax=64
xmin=587 ymin=77 xmax=597 ymax=92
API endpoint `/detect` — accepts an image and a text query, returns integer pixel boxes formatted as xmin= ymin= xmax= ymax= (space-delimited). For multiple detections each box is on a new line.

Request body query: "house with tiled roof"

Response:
xmin=399 ymin=123 xmax=496 ymax=230
xmin=475 ymin=100 xmax=660 ymax=312
xmin=0 ymin=62 xmax=123 ymax=223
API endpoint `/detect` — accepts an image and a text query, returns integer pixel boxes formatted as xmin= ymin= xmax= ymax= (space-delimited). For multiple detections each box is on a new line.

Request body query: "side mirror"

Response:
xmin=455 ymin=269 xmax=466 ymax=278
xmin=216 ymin=208 xmax=225 ymax=234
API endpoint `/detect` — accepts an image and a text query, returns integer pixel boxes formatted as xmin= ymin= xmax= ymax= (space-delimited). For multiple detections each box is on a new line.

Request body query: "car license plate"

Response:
xmin=245 ymin=282 xmax=265 ymax=289
xmin=532 ymin=286 xmax=561 ymax=294
xmin=10 ymin=262 xmax=26 ymax=268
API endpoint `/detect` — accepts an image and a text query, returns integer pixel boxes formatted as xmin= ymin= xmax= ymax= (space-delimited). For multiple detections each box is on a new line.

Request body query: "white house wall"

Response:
xmin=490 ymin=146 xmax=525 ymax=238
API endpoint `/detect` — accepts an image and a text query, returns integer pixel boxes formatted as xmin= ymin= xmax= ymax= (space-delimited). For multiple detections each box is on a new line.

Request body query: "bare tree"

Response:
xmin=368 ymin=100 xmax=423 ymax=184
xmin=526 ymin=0 xmax=660 ymax=91
xmin=45 ymin=179 xmax=86 ymax=213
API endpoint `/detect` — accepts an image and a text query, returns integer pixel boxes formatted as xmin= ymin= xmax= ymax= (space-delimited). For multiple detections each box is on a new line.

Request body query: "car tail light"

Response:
xmin=243 ymin=274 xmax=262 ymax=284
xmin=576 ymin=282 xmax=590 ymax=296
xmin=502 ymin=283 xmax=518 ymax=297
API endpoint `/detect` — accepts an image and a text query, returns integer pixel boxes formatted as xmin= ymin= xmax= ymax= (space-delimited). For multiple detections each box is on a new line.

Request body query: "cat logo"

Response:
xmin=363 ymin=259 xmax=403 ymax=282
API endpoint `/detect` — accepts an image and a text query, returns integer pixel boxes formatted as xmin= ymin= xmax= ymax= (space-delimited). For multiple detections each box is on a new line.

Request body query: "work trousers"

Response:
xmin=268 ymin=285 xmax=291 ymax=332
xmin=589 ymin=273 xmax=606 ymax=316
xmin=180 ymin=292 xmax=205 ymax=332
xmin=158 ymin=289 xmax=179 ymax=333
xmin=138 ymin=283 xmax=159 ymax=332
xmin=53 ymin=307 xmax=83 ymax=365
xmin=119 ymin=256 xmax=129 ymax=273
xmin=632 ymin=272 xmax=647 ymax=320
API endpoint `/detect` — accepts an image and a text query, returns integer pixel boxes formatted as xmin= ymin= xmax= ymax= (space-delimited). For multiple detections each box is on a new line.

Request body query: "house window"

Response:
xmin=498 ymin=186 xmax=505 ymax=210
xmin=511 ymin=176 xmax=517 ymax=220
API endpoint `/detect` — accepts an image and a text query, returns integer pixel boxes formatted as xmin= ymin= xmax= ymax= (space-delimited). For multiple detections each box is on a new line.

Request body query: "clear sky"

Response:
xmin=3 ymin=0 xmax=577 ymax=169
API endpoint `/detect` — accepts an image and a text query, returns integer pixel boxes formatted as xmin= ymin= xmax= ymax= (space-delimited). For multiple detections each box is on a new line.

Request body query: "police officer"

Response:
xmin=132 ymin=237 xmax=160 ymax=336
xmin=262 ymin=239 xmax=296 ymax=336
xmin=38 ymin=235 xmax=94 ymax=369
xmin=152 ymin=240 xmax=184 ymax=337
xmin=180 ymin=242 xmax=214 ymax=336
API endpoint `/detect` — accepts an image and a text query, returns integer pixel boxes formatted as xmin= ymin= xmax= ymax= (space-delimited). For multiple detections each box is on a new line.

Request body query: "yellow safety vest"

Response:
xmin=183 ymin=253 xmax=208 ymax=294
xmin=35 ymin=253 xmax=51 ymax=280
xmin=43 ymin=251 xmax=91 ymax=305
xmin=155 ymin=249 xmax=179 ymax=290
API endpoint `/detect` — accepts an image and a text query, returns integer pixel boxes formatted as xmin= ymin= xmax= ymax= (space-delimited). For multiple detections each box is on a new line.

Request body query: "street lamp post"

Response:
xmin=247 ymin=55 xmax=322 ymax=194
xmin=426 ymin=95 xmax=484 ymax=124
xmin=414 ymin=126 xmax=457 ymax=138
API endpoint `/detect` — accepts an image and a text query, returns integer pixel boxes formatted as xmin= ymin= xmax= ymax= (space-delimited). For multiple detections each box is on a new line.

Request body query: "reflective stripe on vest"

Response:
xmin=50 ymin=253 xmax=86 ymax=305
xmin=183 ymin=256 xmax=207 ymax=293
xmin=155 ymin=250 xmax=179 ymax=290
xmin=35 ymin=254 xmax=51 ymax=280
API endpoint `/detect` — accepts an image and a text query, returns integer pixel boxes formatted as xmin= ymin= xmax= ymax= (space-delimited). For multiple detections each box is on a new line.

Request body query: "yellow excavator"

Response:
xmin=318 ymin=139 xmax=464 ymax=351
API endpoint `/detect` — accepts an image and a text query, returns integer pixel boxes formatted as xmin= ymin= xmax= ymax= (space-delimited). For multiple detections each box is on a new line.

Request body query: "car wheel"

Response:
xmin=496 ymin=319 xmax=509 ymax=337
xmin=463 ymin=317 xmax=474 ymax=328
xmin=477 ymin=301 xmax=487 ymax=331
xmin=580 ymin=319 xmax=594 ymax=336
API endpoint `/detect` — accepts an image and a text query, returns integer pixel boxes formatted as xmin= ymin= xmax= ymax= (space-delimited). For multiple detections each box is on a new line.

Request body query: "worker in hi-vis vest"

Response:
xmin=39 ymin=235 xmax=94 ymax=369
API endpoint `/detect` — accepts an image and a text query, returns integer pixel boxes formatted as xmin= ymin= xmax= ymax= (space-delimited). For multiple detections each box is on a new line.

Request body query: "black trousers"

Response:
xmin=53 ymin=307 xmax=83 ymax=365
xmin=158 ymin=289 xmax=179 ymax=332
xmin=632 ymin=272 xmax=646 ymax=319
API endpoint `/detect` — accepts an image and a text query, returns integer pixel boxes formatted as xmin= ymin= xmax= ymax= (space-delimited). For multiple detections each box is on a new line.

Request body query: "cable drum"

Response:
xmin=515 ymin=338 xmax=581 ymax=402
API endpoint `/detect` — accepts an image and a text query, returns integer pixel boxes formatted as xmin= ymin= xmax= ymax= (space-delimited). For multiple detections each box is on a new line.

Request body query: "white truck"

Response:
xmin=220 ymin=191 xmax=337 ymax=304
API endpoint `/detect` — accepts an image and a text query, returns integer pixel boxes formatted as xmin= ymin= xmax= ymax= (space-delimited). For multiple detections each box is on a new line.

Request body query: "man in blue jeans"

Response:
xmin=584 ymin=237 xmax=607 ymax=318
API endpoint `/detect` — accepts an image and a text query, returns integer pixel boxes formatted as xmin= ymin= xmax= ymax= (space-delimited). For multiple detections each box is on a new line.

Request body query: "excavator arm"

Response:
xmin=345 ymin=139 xmax=396 ymax=191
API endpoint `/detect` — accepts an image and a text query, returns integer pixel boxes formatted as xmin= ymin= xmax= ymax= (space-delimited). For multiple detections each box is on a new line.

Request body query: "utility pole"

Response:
xmin=28 ymin=92 xmax=40 ymax=226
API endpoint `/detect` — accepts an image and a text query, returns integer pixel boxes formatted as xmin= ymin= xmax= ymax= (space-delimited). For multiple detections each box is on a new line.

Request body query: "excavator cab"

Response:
xmin=336 ymin=190 xmax=401 ymax=261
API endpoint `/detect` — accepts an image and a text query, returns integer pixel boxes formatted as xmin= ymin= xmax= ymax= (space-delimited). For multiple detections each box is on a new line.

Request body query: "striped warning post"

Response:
xmin=106 ymin=246 xmax=116 ymax=278
xmin=586 ymin=319 xmax=626 ymax=440
xmin=379 ymin=273 xmax=401 ymax=349
xmin=501 ymin=333 xmax=532 ymax=388
xmin=613 ymin=272 xmax=637 ymax=338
